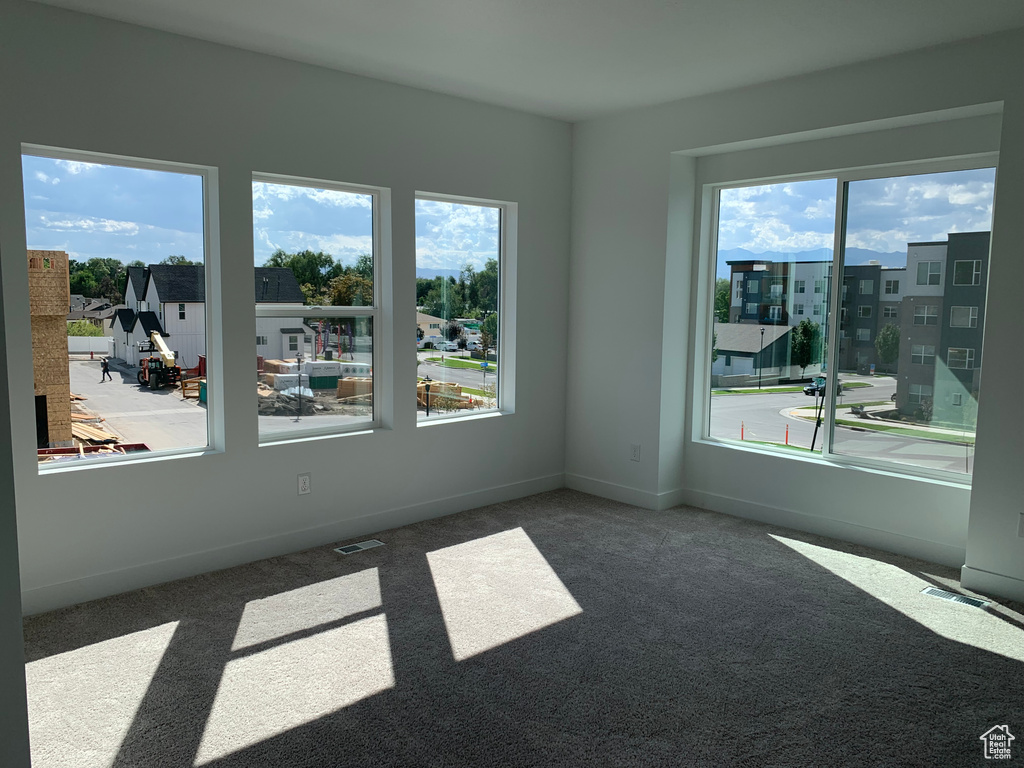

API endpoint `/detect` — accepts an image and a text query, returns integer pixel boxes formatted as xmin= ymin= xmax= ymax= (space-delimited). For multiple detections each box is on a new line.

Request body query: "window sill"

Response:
xmin=416 ymin=409 xmax=506 ymax=427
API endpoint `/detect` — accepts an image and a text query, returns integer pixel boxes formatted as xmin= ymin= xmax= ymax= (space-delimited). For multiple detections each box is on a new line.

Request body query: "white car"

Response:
xmin=435 ymin=341 xmax=460 ymax=352
xmin=466 ymin=341 xmax=481 ymax=351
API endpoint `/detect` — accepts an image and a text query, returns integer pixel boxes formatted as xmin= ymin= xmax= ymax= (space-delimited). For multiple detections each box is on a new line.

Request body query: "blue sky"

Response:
xmin=22 ymin=155 xmax=499 ymax=273
xmin=22 ymin=155 xmax=205 ymax=264
xmin=717 ymin=168 xmax=996 ymax=256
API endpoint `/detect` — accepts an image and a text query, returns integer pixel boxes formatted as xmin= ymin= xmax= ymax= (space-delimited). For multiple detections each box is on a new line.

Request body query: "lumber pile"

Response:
xmin=71 ymin=422 xmax=118 ymax=444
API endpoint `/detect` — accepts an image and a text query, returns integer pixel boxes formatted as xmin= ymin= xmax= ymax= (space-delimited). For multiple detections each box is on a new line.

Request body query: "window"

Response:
xmin=947 ymin=348 xmax=975 ymax=370
xmin=913 ymin=305 xmax=938 ymax=325
xmin=22 ymin=148 xmax=211 ymax=467
xmin=916 ymin=261 xmax=941 ymax=285
xmin=769 ymin=278 xmax=784 ymax=298
xmin=178 ymin=303 xmax=186 ymax=321
xmin=911 ymin=344 xmax=936 ymax=365
xmin=909 ymin=384 xmax=933 ymax=404
xmin=768 ymin=306 xmax=782 ymax=321
xmin=952 ymin=259 xmax=982 ymax=286
xmin=256 ymin=336 xmax=268 ymax=346
xmin=949 ymin=306 xmax=978 ymax=328
xmin=745 ymin=302 xmax=758 ymax=314
xmin=416 ymin=195 xmax=510 ymax=422
xmin=746 ymin=279 xmax=758 ymax=294
xmin=794 ymin=280 xmax=805 ymax=293
xmin=253 ymin=174 xmax=383 ymax=442
xmin=952 ymin=393 xmax=963 ymax=407
xmin=703 ymin=165 xmax=993 ymax=478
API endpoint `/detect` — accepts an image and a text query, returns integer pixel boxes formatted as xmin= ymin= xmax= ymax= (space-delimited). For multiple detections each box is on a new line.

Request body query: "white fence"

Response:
xmin=68 ymin=336 xmax=114 ymax=355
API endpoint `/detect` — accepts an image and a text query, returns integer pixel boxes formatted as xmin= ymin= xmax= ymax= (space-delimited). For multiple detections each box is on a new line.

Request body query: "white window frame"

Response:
xmin=952 ymin=259 xmax=982 ymax=286
xmin=256 ymin=335 xmax=268 ymax=347
xmin=856 ymin=328 xmax=870 ymax=341
xmin=253 ymin=171 xmax=393 ymax=443
xmin=794 ymin=280 xmax=805 ymax=293
xmin=795 ymin=304 xmax=804 ymax=315
xmin=859 ymin=279 xmax=873 ymax=295
xmin=691 ymin=147 xmax=996 ymax=486
xmin=178 ymin=303 xmax=186 ymax=321
xmin=858 ymin=305 xmax=872 ymax=318
xmin=949 ymin=305 xmax=979 ymax=328
xmin=883 ymin=306 xmax=898 ymax=318
xmin=23 ymin=143 xmax=220 ymax=472
xmin=947 ymin=347 xmax=975 ymax=370
xmin=884 ymin=279 xmax=899 ymax=294
xmin=911 ymin=344 xmax=936 ymax=365
xmin=913 ymin=305 xmax=938 ymax=325
xmin=768 ymin=306 xmax=782 ymax=321
xmin=415 ymin=192 xmax=517 ymax=425
xmin=917 ymin=261 xmax=942 ymax=286
xmin=909 ymin=384 xmax=933 ymax=404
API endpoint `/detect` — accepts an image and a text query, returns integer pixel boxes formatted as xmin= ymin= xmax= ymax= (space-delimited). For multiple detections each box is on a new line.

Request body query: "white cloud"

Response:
xmin=38 ymin=214 xmax=139 ymax=235
xmin=253 ymin=182 xmax=372 ymax=210
xmin=34 ymin=171 xmax=49 ymax=183
xmin=53 ymin=159 xmax=95 ymax=175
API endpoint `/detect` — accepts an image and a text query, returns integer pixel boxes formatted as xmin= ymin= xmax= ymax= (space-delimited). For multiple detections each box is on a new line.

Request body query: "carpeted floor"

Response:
xmin=23 ymin=489 xmax=1024 ymax=767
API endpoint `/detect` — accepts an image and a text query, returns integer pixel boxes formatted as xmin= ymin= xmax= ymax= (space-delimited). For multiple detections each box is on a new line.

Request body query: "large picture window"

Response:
xmin=23 ymin=147 xmax=212 ymax=468
xmin=415 ymin=195 xmax=508 ymax=422
xmin=252 ymin=174 xmax=382 ymax=442
xmin=704 ymin=164 xmax=995 ymax=477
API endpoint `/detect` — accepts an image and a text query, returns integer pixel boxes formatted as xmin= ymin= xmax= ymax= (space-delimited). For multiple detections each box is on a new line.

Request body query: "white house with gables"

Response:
xmin=107 ymin=265 xmax=307 ymax=368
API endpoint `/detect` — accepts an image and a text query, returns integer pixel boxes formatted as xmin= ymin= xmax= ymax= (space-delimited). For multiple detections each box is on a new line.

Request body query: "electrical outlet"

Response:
xmin=298 ymin=473 xmax=311 ymax=496
xmin=630 ymin=443 xmax=641 ymax=462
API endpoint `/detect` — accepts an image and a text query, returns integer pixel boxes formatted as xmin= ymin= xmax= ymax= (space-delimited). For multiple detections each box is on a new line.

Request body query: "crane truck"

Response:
xmin=137 ymin=332 xmax=181 ymax=390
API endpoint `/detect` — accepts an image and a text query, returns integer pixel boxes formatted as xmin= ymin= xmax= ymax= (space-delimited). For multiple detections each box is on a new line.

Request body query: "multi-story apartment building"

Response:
xmin=895 ymin=232 xmax=989 ymax=422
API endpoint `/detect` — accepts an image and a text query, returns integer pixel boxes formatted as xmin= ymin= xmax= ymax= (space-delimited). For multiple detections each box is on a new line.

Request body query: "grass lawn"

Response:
xmin=833 ymin=418 xmax=975 ymax=445
xmin=425 ymin=356 xmax=498 ymax=371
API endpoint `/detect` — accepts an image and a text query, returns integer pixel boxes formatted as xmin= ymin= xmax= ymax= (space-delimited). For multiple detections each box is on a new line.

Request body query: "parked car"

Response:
xmin=466 ymin=341 xmax=481 ymax=351
xmin=435 ymin=341 xmax=460 ymax=352
xmin=803 ymin=377 xmax=842 ymax=397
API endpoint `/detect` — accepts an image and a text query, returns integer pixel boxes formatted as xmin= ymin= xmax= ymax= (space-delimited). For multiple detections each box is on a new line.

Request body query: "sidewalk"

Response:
xmin=789 ymin=402 xmax=975 ymax=441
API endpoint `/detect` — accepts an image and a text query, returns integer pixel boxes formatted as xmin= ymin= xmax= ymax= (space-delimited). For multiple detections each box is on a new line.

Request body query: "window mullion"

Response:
xmin=822 ymin=179 xmax=848 ymax=457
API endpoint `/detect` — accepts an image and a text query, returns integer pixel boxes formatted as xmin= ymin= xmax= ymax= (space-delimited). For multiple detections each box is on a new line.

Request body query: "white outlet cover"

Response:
xmin=298 ymin=473 xmax=311 ymax=495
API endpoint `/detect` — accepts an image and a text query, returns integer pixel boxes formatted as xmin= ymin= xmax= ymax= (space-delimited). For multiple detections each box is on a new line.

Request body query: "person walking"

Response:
xmin=100 ymin=358 xmax=112 ymax=383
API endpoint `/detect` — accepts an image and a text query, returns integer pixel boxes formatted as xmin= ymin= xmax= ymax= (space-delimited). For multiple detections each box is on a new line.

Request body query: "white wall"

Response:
xmin=0 ymin=0 xmax=571 ymax=621
xmin=567 ymin=30 xmax=1024 ymax=595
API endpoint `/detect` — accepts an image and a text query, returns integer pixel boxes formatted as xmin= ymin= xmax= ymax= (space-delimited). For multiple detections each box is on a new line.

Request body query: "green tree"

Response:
xmin=481 ymin=312 xmax=498 ymax=341
xmin=874 ymin=322 xmax=900 ymax=373
xmin=159 ymin=255 xmax=200 ymax=265
xmin=714 ymin=278 xmax=731 ymax=323
xmin=328 ymin=272 xmax=373 ymax=307
xmin=264 ymin=249 xmax=339 ymax=297
xmin=67 ymin=320 xmax=103 ymax=337
xmin=443 ymin=319 xmax=465 ymax=343
xmin=790 ymin=319 xmax=820 ymax=377
xmin=712 ymin=331 xmax=718 ymax=363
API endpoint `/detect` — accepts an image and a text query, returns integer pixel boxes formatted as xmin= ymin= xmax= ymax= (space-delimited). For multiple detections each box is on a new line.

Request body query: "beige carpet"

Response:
xmin=23 ymin=490 xmax=1024 ymax=767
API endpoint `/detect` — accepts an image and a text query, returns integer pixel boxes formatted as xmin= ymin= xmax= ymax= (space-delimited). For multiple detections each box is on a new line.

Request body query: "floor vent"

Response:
xmin=921 ymin=586 xmax=989 ymax=609
xmin=334 ymin=539 xmax=385 ymax=555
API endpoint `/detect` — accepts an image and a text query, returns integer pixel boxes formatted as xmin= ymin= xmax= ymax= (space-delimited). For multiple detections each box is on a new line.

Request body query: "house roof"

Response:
xmin=125 ymin=266 xmax=148 ymax=299
xmin=713 ymin=322 xmax=790 ymax=354
xmin=279 ymin=327 xmax=306 ymax=334
xmin=148 ymin=265 xmax=205 ymax=303
xmin=112 ymin=308 xmax=136 ymax=332
xmin=255 ymin=268 xmax=305 ymax=303
xmin=132 ymin=311 xmax=166 ymax=337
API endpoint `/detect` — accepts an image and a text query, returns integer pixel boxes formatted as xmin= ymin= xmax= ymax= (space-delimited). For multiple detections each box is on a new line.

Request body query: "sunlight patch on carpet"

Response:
xmin=427 ymin=527 xmax=583 ymax=661
xmin=25 ymin=621 xmax=179 ymax=768
xmin=196 ymin=614 xmax=394 ymax=764
xmin=231 ymin=568 xmax=382 ymax=651
xmin=771 ymin=535 xmax=1024 ymax=662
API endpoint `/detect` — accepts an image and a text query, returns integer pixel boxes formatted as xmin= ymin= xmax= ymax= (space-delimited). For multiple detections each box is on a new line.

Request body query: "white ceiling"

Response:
xmin=30 ymin=0 xmax=1024 ymax=121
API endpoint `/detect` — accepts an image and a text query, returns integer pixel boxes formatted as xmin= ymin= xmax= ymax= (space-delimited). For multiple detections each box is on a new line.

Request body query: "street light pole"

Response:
xmin=758 ymin=327 xmax=765 ymax=390
xmin=424 ymin=375 xmax=432 ymax=417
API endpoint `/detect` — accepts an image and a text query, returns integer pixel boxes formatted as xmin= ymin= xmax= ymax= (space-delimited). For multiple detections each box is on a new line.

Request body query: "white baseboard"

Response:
xmin=21 ymin=472 xmax=565 ymax=615
xmin=565 ymin=473 xmax=686 ymax=510
xmin=960 ymin=565 xmax=1024 ymax=603
xmin=673 ymin=487 xmax=966 ymax=568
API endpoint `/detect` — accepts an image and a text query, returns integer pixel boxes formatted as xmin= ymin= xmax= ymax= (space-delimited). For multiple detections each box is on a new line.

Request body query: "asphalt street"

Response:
xmin=70 ymin=360 xmax=208 ymax=451
xmin=710 ymin=375 xmax=974 ymax=474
